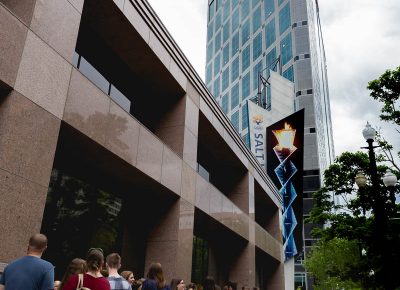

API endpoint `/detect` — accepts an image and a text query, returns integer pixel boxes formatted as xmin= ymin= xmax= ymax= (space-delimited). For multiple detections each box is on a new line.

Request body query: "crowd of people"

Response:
xmin=0 ymin=234 xmax=259 ymax=290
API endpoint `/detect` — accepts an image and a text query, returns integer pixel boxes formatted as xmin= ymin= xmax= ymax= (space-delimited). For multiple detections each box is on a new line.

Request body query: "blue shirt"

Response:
xmin=142 ymin=279 xmax=170 ymax=290
xmin=108 ymin=276 xmax=132 ymax=290
xmin=0 ymin=256 xmax=54 ymax=290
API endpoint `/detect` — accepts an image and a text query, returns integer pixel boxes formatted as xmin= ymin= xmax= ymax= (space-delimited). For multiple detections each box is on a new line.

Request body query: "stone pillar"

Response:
xmin=230 ymin=172 xmax=250 ymax=214
xmin=155 ymin=95 xmax=186 ymax=157
xmin=229 ymin=243 xmax=256 ymax=289
xmin=145 ymin=199 xmax=195 ymax=283
xmin=267 ymin=261 xmax=285 ymax=290
xmin=0 ymin=0 xmax=82 ymax=268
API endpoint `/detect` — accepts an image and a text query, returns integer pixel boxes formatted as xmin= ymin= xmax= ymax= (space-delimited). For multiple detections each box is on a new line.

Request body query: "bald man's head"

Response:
xmin=28 ymin=234 xmax=48 ymax=253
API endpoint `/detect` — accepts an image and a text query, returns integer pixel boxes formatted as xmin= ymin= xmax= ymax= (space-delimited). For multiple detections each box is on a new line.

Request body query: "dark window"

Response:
xmin=310 ymin=127 xmax=316 ymax=133
xmin=306 ymin=89 xmax=313 ymax=94
xmin=191 ymin=236 xmax=209 ymax=284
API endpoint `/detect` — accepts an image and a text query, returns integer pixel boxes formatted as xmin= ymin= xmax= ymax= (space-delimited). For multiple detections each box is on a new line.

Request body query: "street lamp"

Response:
xmin=355 ymin=171 xmax=367 ymax=215
xmin=383 ymin=169 xmax=398 ymax=206
xmin=359 ymin=122 xmax=391 ymax=288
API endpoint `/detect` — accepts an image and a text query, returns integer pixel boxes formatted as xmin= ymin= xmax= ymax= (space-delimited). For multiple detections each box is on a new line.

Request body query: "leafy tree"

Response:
xmin=367 ymin=65 xmax=400 ymax=127
xmin=368 ymin=65 xmax=400 ymax=171
xmin=305 ymin=67 xmax=400 ymax=289
xmin=304 ymin=238 xmax=362 ymax=290
xmin=307 ymin=150 xmax=400 ymax=289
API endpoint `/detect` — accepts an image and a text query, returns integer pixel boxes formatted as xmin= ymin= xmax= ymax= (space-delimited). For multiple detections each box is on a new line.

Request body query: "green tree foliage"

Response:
xmin=304 ymin=238 xmax=362 ymax=290
xmin=307 ymin=150 xmax=400 ymax=288
xmin=367 ymin=66 xmax=400 ymax=127
xmin=368 ymin=65 xmax=400 ymax=170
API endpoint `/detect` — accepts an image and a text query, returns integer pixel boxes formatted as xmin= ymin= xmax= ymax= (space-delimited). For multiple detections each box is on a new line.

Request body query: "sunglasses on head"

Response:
xmin=88 ymin=247 xmax=104 ymax=254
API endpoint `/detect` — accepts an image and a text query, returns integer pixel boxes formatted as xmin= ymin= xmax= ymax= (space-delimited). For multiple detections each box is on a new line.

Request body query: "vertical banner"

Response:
xmin=266 ymin=110 xmax=304 ymax=260
xmin=247 ymin=100 xmax=269 ymax=169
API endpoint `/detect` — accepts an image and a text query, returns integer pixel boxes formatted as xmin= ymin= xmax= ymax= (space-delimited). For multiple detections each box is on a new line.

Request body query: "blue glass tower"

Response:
xmin=205 ymin=0 xmax=334 ymax=288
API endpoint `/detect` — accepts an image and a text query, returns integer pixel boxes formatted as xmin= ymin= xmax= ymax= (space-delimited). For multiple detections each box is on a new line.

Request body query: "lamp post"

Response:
xmin=359 ymin=122 xmax=397 ymax=289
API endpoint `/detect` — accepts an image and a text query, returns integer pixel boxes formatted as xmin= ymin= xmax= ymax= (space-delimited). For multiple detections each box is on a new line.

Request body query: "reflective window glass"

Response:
xmin=207 ymin=41 xmax=213 ymax=62
xmin=242 ymin=19 xmax=250 ymax=45
xmin=252 ymin=6 xmax=262 ymax=32
xmin=283 ymin=65 xmax=294 ymax=82
xmin=222 ymin=67 xmax=230 ymax=91
xmin=231 ymin=56 xmax=239 ymax=82
xmin=231 ymin=83 xmax=239 ymax=109
xmin=222 ymin=93 xmax=229 ymax=114
xmin=253 ymin=32 xmax=262 ymax=61
xmin=231 ymin=110 xmax=240 ymax=131
xmin=281 ymin=33 xmax=292 ymax=65
xmin=207 ymin=21 xmax=214 ymax=42
xmin=223 ymin=20 xmax=230 ymax=43
xmin=213 ymin=76 xmax=220 ymax=98
xmin=241 ymin=102 xmax=248 ymax=131
xmin=266 ymin=47 xmax=277 ymax=73
xmin=209 ymin=0 xmax=216 ymax=20
xmin=223 ymin=0 xmax=231 ymax=21
xmin=215 ymin=31 xmax=221 ymax=53
xmin=242 ymin=45 xmax=250 ymax=72
xmin=253 ymin=61 xmax=263 ymax=90
xmin=265 ymin=18 xmax=276 ymax=49
xmin=241 ymin=0 xmax=250 ymax=21
xmin=215 ymin=11 xmax=222 ymax=32
xmin=242 ymin=72 xmax=251 ymax=99
xmin=264 ymin=0 xmax=274 ymax=19
xmin=223 ymin=43 xmax=230 ymax=66
xmin=206 ymin=64 xmax=213 ymax=84
xmin=214 ymin=53 xmax=221 ymax=76
xmin=232 ymin=32 xmax=240 ymax=56
xmin=279 ymin=3 xmax=291 ymax=34
xmin=252 ymin=0 xmax=260 ymax=9
xmin=232 ymin=8 xmax=240 ymax=32
xmin=232 ymin=0 xmax=239 ymax=9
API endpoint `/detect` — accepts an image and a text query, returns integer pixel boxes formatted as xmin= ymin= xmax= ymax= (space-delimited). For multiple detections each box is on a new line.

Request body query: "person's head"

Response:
xmin=27 ymin=233 xmax=48 ymax=255
xmin=106 ymin=253 xmax=121 ymax=270
xmin=187 ymin=283 xmax=197 ymax=290
xmin=147 ymin=262 xmax=166 ymax=289
xmin=60 ymin=258 xmax=87 ymax=290
xmin=204 ymin=276 xmax=216 ymax=290
xmin=225 ymin=281 xmax=236 ymax=290
xmin=121 ymin=270 xmax=135 ymax=285
xmin=54 ymin=280 xmax=61 ymax=290
xmin=86 ymin=248 xmax=104 ymax=273
xmin=170 ymin=278 xmax=185 ymax=290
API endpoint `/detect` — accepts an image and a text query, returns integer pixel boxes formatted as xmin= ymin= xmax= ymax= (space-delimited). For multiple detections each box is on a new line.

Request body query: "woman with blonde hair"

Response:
xmin=62 ymin=248 xmax=110 ymax=290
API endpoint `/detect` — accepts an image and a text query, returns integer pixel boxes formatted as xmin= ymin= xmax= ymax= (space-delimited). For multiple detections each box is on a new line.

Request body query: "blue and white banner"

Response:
xmin=247 ymin=100 xmax=269 ymax=169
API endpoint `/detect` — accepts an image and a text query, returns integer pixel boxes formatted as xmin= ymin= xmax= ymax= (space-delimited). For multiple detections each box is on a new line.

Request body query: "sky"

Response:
xmin=147 ymin=0 xmax=400 ymax=162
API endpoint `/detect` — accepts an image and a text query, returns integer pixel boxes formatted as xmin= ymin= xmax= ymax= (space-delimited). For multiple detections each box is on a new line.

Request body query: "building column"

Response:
xmin=267 ymin=261 xmax=285 ymax=290
xmin=229 ymin=243 xmax=256 ymax=289
xmin=145 ymin=198 xmax=195 ymax=283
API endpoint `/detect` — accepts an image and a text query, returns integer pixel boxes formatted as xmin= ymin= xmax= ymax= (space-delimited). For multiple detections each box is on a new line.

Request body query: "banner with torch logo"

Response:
xmin=266 ymin=110 xmax=304 ymax=260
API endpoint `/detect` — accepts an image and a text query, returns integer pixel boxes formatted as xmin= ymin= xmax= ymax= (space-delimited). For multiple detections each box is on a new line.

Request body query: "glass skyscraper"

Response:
xmin=205 ymin=0 xmax=334 ymax=288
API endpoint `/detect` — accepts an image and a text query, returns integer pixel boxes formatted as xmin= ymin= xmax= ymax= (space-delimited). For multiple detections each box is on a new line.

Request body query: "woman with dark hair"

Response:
xmin=204 ymin=276 xmax=221 ymax=290
xmin=142 ymin=262 xmax=170 ymax=290
xmin=59 ymin=258 xmax=86 ymax=290
xmin=170 ymin=278 xmax=185 ymax=290
xmin=62 ymin=248 xmax=110 ymax=290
